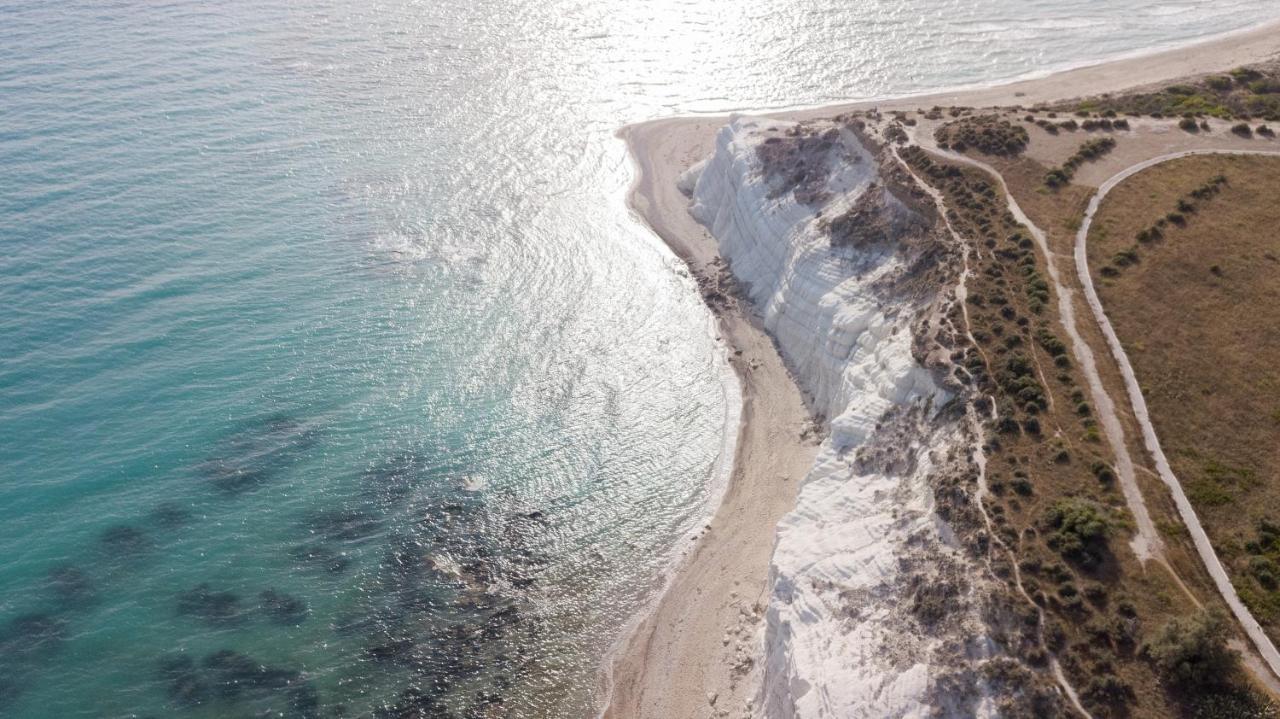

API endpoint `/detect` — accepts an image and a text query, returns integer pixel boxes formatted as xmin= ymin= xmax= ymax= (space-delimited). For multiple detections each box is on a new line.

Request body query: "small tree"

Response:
xmin=1145 ymin=609 xmax=1238 ymax=688
xmin=1044 ymin=498 xmax=1110 ymax=566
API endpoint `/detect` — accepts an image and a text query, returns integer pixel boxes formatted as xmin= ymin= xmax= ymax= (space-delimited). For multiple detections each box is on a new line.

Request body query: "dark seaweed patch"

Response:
xmin=100 ymin=524 xmax=154 ymax=557
xmin=201 ymin=649 xmax=303 ymax=698
xmin=258 ymin=589 xmax=309 ymax=626
xmin=0 ymin=613 xmax=69 ymax=659
xmin=44 ymin=564 xmax=95 ymax=607
xmin=150 ymin=501 xmax=194 ymax=529
xmin=286 ymin=682 xmax=321 ymax=719
xmin=288 ymin=543 xmax=351 ymax=574
xmin=304 ymin=509 xmax=382 ymax=543
xmin=176 ymin=584 xmax=246 ymax=626
xmin=157 ymin=653 xmax=209 ymax=708
xmin=198 ymin=462 xmax=272 ymax=494
xmin=197 ymin=414 xmax=316 ymax=495
xmin=0 ymin=677 xmax=21 ymax=710
xmin=362 ymin=452 xmax=430 ymax=508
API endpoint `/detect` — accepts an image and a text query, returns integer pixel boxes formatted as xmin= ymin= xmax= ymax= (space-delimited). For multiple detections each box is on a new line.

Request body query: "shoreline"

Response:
xmin=603 ymin=19 xmax=1280 ymax=719
xmin=601 ymin=115 xmax=820 ymax=719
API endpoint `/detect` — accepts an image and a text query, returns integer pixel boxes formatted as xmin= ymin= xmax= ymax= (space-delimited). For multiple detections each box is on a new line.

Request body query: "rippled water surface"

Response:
xmin=1 ymin=1 xmax=1277 ymax=716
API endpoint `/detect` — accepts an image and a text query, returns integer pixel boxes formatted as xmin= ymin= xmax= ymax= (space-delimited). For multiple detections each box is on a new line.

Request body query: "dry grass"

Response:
xmin=1087 ymin=155 xmax=1280 ymax=637
xmin=902 ymin=147 xmax=1199 ymax=719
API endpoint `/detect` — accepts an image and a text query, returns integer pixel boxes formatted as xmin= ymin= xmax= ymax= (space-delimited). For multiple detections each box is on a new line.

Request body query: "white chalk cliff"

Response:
xmin=684 ymin=116 xmax=1000 ymax=718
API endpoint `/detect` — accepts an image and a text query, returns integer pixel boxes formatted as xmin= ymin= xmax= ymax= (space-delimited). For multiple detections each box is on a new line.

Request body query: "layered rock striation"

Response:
xmin=683 ymin=116 xmax=1062 ymax=718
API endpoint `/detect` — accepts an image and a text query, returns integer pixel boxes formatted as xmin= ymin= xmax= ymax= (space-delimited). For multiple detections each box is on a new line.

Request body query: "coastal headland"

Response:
xmin=607 ymin=18 xmax=1280 ymax=719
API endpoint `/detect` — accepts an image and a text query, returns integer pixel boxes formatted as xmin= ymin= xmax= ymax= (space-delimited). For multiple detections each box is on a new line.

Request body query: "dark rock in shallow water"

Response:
xmin=197 ymin=414 xmax=317 ymax=495
xmin=362 ymin=452 xmax=430 ymax=507
xmin=258 ymin=589 xmax=309 ymax=625
xmin=0 ymin=677 xmax=23 ymax=709
xmin=202 ymin=649 xmax=302 ymax=698
xmin=150 ymin=501 xmax=194 ymax=529
xmin=364 ymin=638 xmax=417 ymax=665
xmin=45 ymin=564 xmax=95 ymax=606
xmin=288 ymin=543 xmax=351 ymax=574
xmin=157 ymin=653 xmax=209 ymax=708
xmin=177 ymin=584 xmax=245 ymax=626
xmin=304 ymin=509 xmax=382 ymax=543
xmin=199 ymin=461 xmax=272 ymax=495
xmin=100 ymin=524 xmax=154 ymax=556
xmin=1 ymin=613 xmax=69 ymax=658
xmin=286 ymin=682 xmax=321 ymax=719
xmin=378 ymin=687 xmax=456 ymax=719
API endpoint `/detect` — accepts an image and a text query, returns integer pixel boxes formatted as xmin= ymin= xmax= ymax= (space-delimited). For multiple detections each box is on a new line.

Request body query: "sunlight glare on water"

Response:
xmin=0 ymin=1 xmax=1277 ymax=716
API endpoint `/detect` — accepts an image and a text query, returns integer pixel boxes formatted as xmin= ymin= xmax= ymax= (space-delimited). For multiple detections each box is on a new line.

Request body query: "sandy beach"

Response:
xmin=603 ymin=17 xmax=1280 ymax=719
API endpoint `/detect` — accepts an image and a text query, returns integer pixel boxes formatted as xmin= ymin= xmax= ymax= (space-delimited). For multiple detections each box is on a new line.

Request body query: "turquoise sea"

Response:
xmin=2 ymin=2 xmax=1278 ymax=717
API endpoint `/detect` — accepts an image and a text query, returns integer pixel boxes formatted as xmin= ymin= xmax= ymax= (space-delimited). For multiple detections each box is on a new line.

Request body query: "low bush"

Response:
xmin=1083 ymin=675 xmax=1133 ymax=706
xmin=1044 ymin=498 xmax=1110 ymax=566
xmin=1144 ymin=610 xmax=1238 ymax=688
xmin=1044 ymin=136 xmax=1117 ymax=188
xmin=935 ymin=115 xmax=1030 ymax=156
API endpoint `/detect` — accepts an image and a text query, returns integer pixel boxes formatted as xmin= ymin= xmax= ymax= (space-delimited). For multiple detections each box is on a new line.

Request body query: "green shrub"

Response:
xmin=1091 ymin=461 xmax=1116 ymax=485
xmin=935 ymin=115 xmax=1030 ymax=156
xmin=1083 ymin=675 xmax=1133 ymax=706
xmin=1144 ymin=610 xmax=1238 ymax=688
xmin=1180 ymin=117 xmax=1200 ymax=132
xmin=1112 ymin=247 xmax=1139 ymax=267
xmin=1232 ymin=122 xmax=1254 ymax=137
xmin=1231 ymin=67 xmax=1263 ymax=82
xmin=1205 ymin=76 xmax=1234 ymax=91
xmin=1248 ymin=79 xmax=1280 ymax=95
xmin=1044 ymin=498 xmax=1110 ymax=565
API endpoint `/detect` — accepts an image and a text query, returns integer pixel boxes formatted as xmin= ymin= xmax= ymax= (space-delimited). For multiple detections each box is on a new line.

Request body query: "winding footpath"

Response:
xmin=913 ymin=134 xmax=1166 ymax=565
xmin=894 ymin=147 xmax=1094 ymax=719
xmin=914 ymin=125 xmax=1280 ymax=687
xmin=1076 ymin=149 xmax=1280 ymax=685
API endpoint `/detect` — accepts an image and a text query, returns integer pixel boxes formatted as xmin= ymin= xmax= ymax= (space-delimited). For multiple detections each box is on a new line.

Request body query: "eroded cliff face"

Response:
xmin=683 ymin=116 xmax=1057 ymax=718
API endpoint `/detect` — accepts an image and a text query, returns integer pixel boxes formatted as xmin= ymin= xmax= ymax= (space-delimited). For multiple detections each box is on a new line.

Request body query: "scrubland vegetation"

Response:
xmin=1086 ymin=155 xmax=1280 ymax=666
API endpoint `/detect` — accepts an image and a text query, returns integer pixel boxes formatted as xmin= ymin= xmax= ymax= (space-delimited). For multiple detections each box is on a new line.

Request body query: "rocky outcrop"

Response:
xmin=684 ymin=116 xmax=1051 ymax=718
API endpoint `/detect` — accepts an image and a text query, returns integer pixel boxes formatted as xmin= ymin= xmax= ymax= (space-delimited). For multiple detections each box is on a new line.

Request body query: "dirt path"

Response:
xmin=894 ymin=146 xmax=1093 ymax=719
xmin=919 ymin=134 xmax=1280 ymax=689
xmin=1076 ymin=149 xmax=1280 ymax=688
xmin=910 ymin=131 xmax=1167 ymax=564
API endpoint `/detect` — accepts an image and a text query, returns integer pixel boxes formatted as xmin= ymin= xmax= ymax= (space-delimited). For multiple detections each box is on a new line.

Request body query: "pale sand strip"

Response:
xmin=602 ymin=119 xmax=819 ymax=719
xmin=604 ymin=19 xmax=1280 ymax=719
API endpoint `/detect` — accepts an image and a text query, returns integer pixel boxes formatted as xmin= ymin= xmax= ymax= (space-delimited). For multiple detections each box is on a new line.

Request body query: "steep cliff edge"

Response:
xmin=683 ymin=116 xmax=1068 ymax=718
